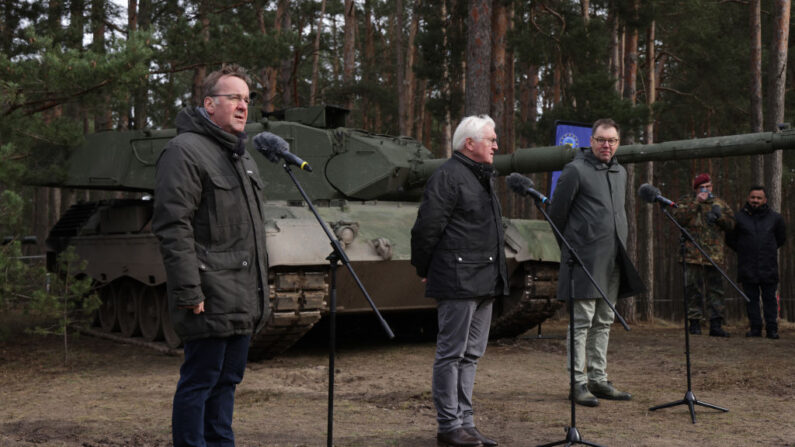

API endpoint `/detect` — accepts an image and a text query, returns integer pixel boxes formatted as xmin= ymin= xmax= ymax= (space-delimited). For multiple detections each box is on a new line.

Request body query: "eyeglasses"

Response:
xmin=593 ymin=137 xmax=619 ymax=146
xmin=209 ymin=93 xmax=250 ymax=105
xmin=481 ymin=138 xmax=498 ymax=146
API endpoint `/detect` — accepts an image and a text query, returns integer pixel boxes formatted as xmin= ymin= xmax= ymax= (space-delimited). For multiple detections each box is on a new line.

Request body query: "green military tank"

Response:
xmin=42 ymin=105 xmax=795 ymax=358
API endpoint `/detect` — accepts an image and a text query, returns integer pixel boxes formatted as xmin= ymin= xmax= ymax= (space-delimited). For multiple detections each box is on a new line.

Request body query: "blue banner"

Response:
xmin=550 ymin=121 xmax=592 ymax=197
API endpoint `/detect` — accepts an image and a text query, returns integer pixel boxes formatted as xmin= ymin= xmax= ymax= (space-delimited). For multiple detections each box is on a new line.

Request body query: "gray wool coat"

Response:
xmin=548 ymin=148 xmax=645 ymax=301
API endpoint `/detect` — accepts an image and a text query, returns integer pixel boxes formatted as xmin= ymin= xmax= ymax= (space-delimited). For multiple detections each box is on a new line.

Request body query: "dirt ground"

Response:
xmin=1 ymin=316 xmax=793 ymax=447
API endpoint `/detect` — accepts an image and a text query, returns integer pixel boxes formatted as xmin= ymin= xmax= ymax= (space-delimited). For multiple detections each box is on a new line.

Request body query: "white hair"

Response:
xmin=452 ymin=115 xmax=495 ymax=152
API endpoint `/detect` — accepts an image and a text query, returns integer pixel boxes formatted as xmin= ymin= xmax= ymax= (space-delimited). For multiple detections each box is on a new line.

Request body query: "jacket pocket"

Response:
xmin=197 ymin=249 xmax=253 ymax=315
xmin=454 ymin=252 xmax=496 ymax=297
xmin=209 ymin=175 xmax=245 ymax=226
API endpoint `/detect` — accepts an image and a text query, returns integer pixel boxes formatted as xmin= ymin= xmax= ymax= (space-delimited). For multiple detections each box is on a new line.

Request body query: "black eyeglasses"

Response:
xmin=592 ymin=137 xmax=619 ymax=146
xmin=208 ymin=93 xmax=250 ymax=105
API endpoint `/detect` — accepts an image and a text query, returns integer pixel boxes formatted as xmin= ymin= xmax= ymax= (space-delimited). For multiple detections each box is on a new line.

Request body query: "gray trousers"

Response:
xmin=432 ymin=297 xmax=493 ymax=433
xmin=567 ymin=263 xmax=620 ymax=386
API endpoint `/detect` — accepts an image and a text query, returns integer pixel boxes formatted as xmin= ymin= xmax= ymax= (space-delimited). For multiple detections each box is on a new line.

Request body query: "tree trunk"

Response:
xmin=396 ymin=0 xmax=406 ymax=134
xmin=278 ymin=1 xmax=294 ymax=107
xmin=749 ymin=0 xmax=764 ymax=183
xmin=362 ymin=0 xmax=376 ymax=129
xmin=641 ymin=21 xmax=656 ymax=322
xmin=581 ymin=0 xmax=589 ymax=24
xmin=309 ymin=0 xmax=327 ymax=106
xmin=191 ymin=1 xmax=209 ymax=107
xmin=608 ymin=0 xmax=622 ymax=93
xmin=618 ymin=1 xmax=639 ymax=323
xmin=764 ymin=0 xmax=789 ymax=212
xmin=133 ymin=0 xmax=150 ymax=130
xmin=92 ymin=0 xmax=112 ymax=131
xmin=343 ymin=0 xmax=356 ymax=111
xmin=405 ymin=0 xmax=420 ymax=137
xmin=440 ymin=0 xmax=453 ymax=157
xmin=465 ymin=0 xmax=492 ymax=116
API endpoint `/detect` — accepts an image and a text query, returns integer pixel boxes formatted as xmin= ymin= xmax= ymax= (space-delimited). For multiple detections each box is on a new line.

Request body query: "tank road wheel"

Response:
xmin=97 ymin=283 xmax=119 ymax=332
xmin=137 ymin=286 xmax=163 ymax=342
xmin=158 ymin=288 xmax=182 ymax=349
xmin=116 ymin=280 xmax=141 ymax=338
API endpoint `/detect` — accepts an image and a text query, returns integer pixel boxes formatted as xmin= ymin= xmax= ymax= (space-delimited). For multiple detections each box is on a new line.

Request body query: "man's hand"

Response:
xmin=180 ymin=301 xmax=205 ymax=314
xmin=706 ymin=205 xmax=721 ymax=224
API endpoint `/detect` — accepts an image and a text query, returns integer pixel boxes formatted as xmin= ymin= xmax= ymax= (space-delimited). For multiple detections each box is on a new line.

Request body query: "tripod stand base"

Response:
xmin=649 ymin=390 xmax=728 ymax=424
xmin=537 ymin=426 xmax=605 ymax=447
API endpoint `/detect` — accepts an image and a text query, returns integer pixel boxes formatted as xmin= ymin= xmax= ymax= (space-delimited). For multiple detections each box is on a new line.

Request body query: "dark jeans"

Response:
xmin=173 ymin=334 xmax=251 ymax=447
xmin=743 ymin=282 xmax=779 ymax=332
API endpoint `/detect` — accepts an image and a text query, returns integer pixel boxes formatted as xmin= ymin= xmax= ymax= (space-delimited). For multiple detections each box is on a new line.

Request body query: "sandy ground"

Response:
xmin=1 ymin=317 xmax=794 ymax=447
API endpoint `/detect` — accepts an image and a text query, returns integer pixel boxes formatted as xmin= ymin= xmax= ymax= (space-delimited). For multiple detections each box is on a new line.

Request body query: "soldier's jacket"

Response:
xmin=673 ymin=194 xmax=735 ymax=265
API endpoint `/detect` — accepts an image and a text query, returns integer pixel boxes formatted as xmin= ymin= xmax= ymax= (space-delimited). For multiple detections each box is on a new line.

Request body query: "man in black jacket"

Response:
xmin=726 ymin=186 xmax=787 ymax=339
xmin=153 ymin=64 xmax=269 ymax=447
xmin=411 ymin=115 xmax=507 ymax=447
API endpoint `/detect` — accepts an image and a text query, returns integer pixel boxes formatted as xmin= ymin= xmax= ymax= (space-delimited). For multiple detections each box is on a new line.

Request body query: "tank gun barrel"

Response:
xmin=413 ymin=128 xmax=795 ymax=180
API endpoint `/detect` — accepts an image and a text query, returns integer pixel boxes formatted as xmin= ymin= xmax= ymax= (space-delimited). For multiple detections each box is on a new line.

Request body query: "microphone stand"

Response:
xmin=648 ymin=205 xmax=748 ymax=424
xmin=532 ymin=198 xmax=630 ymax=447
xmin=281 ymin=164 xmax=395 ymax=447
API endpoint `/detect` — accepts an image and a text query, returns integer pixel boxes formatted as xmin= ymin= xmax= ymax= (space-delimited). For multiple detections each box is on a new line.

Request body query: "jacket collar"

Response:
xmin=175 ymin=107 xmax=248 ymax=157
xmin=453 ymin=151 xmax=495 ymax=184
xmin=579 ymin=147 xmax=620 ymax=171
xmin=743 ymin=202 xmax=769 ymax=216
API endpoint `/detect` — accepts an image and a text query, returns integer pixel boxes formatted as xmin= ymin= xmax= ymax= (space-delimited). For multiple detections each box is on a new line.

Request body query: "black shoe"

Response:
xmin=709 ymin=327 xmax=730 ymax=337
xmin=437 ymin=427 xmax=483 ymax=447
xmin=588 ymin=381 xmax=632 ymax=401
xmin=745 ymin=330 xmax=762 ymax=337
xmin=465 ymin=427 xmax=498 ymax=447
xmin=709 ymin=319 xmax=729 ymax=337
xmin=688 ymin=320 xmax=701 ymax=335
xmin=766 ymin=331 xmax=780 ymax=340
xmin=568 ymin=383 xmax=599 ymax=407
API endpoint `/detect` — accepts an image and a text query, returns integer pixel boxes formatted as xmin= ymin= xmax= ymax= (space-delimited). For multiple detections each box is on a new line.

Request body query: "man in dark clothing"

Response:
xmin=548 ymin=118 xmax=645 ymax=408
xmin=411 ymin=115 xmax=507 ymax=447
xmin=152 ymin=64 xmax=269 ymax=447
xmin=726 ymin=186 xmax=786 ymax=339
xmin=673 ymin=173 xmax=735 ymax=337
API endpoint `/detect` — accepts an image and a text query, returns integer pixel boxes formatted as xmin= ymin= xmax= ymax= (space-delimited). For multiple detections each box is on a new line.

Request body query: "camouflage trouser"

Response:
xmin=685 ymin=263 xmax=725 ymax=321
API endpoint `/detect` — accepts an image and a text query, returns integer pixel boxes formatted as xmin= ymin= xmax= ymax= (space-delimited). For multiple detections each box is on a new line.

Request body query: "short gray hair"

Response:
xmin=452 ymin=115 xmax=496 ymax=152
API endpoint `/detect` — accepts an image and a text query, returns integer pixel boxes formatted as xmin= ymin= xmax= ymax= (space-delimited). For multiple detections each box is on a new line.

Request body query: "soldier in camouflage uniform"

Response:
xmin=673 ymin=173 xmax=735 ymax=337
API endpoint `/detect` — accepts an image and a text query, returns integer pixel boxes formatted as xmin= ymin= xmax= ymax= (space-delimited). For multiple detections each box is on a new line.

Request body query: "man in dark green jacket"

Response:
xmin=152 ymin=64 xmax=269 ymax=447
xmin=549 ymin=118 xmax=644 ymax=407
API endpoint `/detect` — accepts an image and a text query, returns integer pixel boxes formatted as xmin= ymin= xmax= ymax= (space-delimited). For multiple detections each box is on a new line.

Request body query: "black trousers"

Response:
xmin=742 ymin=282 xmax=778 ymax=332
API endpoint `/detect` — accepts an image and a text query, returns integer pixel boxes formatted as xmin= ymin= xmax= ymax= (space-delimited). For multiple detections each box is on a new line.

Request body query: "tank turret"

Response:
xmin=39 ymin=105 xmax=795 ymax=359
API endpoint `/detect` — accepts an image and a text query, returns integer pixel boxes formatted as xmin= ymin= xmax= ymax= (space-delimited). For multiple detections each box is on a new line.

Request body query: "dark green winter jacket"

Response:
xmin=152 ymin=107 xmax=270 ymax=342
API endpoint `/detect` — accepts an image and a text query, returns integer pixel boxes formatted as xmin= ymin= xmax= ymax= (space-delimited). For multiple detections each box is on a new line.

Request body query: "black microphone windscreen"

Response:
xmin=638 ymin=183 xmax=660 ymax=203
xmin=506 ymin=173 xmax=533 ymax=195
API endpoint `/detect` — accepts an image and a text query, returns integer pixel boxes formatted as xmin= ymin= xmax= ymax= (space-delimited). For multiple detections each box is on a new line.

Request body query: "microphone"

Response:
xmin=252 ymin=131 xmax=313 ymax=172
xmin=506 ymin=173 xmax=550 ymax=205
xmin=638 ymin=183 xmax=677 ymax=208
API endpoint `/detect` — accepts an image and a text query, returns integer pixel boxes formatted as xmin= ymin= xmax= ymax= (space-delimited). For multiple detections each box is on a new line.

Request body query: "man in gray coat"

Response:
xmin=153 ymin=64 xmax=269 ymax=447
xmin=411 ymin=115 xmax=507 ymax=447
xmin=549 ymin=118 xmax=644 ymax=407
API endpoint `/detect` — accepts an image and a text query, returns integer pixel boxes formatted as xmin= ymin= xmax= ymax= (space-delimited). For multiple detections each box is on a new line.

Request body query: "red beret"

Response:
xmin=692 ymin=173 xmax=711 ymax=189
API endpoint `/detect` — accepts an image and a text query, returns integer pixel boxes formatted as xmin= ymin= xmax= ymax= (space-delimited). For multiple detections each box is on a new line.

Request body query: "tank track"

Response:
xmin=89 ymin=269 xmax=328 ymax=360
xmin=490 ymin=261 xmax=561 ymax=338
xmin=248 ymin=269 xmax=328 ymax=360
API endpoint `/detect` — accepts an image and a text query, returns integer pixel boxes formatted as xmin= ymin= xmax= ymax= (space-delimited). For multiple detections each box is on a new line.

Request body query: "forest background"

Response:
xmin=0 ymin=0 xmax=793 ymax=328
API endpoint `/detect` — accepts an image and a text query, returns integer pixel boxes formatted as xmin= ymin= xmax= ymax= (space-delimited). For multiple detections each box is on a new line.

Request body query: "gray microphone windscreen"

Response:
xmin=506 ymin=173 xmax=533 ymax=195
xmin=638 ymin=183 xmax=660 ymax=204
xmin=253 ymin=132 xmax=289 ymax=162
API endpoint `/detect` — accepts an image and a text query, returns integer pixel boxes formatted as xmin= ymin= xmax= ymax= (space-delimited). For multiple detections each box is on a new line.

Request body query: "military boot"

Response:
xmin=688 ymin=319 xmax=701 ymax=335
xmin=709 ymin=318 xmax=729 ymax=337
